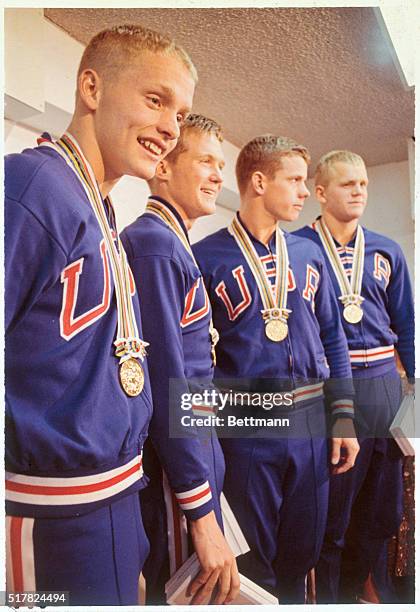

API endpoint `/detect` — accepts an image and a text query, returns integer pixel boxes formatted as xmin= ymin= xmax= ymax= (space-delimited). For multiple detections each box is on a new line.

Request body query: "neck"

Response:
xmin=239 ymin=198 xmax=277 ymax=245
xmin=321 ymin=211 xmax=358 ymax=246
xmin=67 ymin=116 xmax=120 ymax=199
xmin=151 ymin=190 xmax=193 ymax=231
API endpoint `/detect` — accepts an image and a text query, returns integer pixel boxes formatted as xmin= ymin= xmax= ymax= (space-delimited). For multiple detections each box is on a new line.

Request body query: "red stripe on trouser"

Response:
xmin=10 ymin=517 xmax=24 ymax=592
xmin=171 ymin=491 xmax=184 ymax=572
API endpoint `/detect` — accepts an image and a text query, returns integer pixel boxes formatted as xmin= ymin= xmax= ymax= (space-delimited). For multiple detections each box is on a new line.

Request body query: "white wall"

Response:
xmin=4 ymin=10 xmax=414 ymax=282
xmin=190 ymin=205 xmax=235 ymax=244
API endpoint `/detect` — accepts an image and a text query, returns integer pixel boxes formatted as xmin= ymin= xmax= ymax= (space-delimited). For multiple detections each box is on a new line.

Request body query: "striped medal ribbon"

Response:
xmin=146 ymin=198 xmax=219 ymax=364
xmin=228 ymin=216 xmax=291 ymax=342
xmin=314 ymin=217 xmax=365 ymax=324
xmin=38 ymin=132 xmax=148 ymax=396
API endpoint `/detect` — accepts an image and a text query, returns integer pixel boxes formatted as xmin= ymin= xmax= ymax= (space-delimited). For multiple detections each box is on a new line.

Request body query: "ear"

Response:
xmin=250 ymin=171 xmax=266 ymax=196
xmin=77 ymin=69 xmax=102 ymax=111
xmin=154 ymin=159 xmax=171 ymax=182
xmin=315 ymin=184 xmax=327 ymax=205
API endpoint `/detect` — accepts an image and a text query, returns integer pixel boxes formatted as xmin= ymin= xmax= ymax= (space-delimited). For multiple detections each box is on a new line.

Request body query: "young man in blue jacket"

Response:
xmin=193 ymin=135 xmax=359 ymax=603
xmin=121 ymin=114 xmax=239 ymax=605
xmin=295 ymin=150 xmax=414 ymax=603
xmin=5 ymin=24 xmax=195 ymax=605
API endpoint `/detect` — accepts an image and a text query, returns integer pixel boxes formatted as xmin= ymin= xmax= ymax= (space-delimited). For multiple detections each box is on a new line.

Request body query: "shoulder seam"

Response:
xmin=11 ymin=151 xmax=62 ymax=202
xmin=6 ymin=196 xmax=68 ymax=258
xmin=129 ymin=251 xmax=186 ymax=269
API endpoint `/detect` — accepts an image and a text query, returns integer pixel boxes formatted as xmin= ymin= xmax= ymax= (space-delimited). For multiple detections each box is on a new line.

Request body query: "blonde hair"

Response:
xmin=236 ymin=134 xmax=310 ymax=195
xmin=78 ymin=24 xmax=197 ymax=83
xmin=315 ymin=150 xmax=366 ymax=187
xmin=165 ymin=113 xmax=223 ymax=163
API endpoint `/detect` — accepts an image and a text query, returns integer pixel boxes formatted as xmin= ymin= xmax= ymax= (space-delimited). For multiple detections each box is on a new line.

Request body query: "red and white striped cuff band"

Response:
xmin=331 ymin=400 xmax=354 ymax=416
xmin=174 ymin=481 xmax=212 ymax=511
xmin=5 ymin=454 xmax=143 ymax=506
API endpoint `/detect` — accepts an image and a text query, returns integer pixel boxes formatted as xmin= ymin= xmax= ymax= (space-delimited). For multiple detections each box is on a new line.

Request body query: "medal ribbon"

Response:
xmin=314 ymin=218 xmax=365 ymax=307
xmin=228 ymin=216 xmax=291 ymax=321
xmin=38 ymin=132 xmax=148 ymax=364
xmin=146 ymin=198 xmax=193 ymax=259
xmin=146 ymin=198 xmax=219 ymax=359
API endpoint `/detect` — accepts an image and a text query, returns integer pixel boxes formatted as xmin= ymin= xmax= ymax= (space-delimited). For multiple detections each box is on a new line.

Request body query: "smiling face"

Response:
xmin=260 ymin=154 xmax=310 ymax=222
xmin=162 ymin=130 xmax=225 ymax=221
xmin=316 ymin=161 xmax=368 ymax=222
xmin=93 ymin=50 xmax=195 ymax=183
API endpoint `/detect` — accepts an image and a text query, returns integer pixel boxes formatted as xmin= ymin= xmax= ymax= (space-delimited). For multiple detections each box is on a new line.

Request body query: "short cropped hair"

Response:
xmin=148 ymin=114 xmax=223 ymax=190
xmin=78 ymin=24 xmax=197 ymax=83
xmin=236 ymin=134 xmax=310 ymax=195
xmin=315 ymin=150 xmax=366 ymax=187
xmin=165 ymin=113 xmax=223 ymax=164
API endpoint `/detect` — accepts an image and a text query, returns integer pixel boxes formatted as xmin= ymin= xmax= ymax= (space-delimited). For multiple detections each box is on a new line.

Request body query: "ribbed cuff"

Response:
xmin=330 ymin=399 xmax=355 ymax=419
xmin=174 ymin=481 xmax=214 ymax=521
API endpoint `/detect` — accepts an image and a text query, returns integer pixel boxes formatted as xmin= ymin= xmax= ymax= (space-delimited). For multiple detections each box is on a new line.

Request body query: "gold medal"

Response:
xmin=265 ymin=318 xmax=288 ymax=342
xmin=343 ymin=303 xmax=363 ymax=324
xmin=230 ymin=217 xmax=292 ymax=344
xmin=119 ymin=358 xmax=144 ymax=397
xmin=315 ymin=219 xmax=365 ymax=327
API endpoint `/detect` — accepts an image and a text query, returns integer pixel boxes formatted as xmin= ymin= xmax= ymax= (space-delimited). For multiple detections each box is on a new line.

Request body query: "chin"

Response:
xmin=345 ymin=210 xmax=364 ymax=222
xmin=284 ymin=211 xmax=300 ymax=223
xmin=133 ymin=158 xmax=160 ymax=181
xmin=198 ymin=199 xmax=217 ymax=217
xmin=201 ymin=206 xmax=216 ymax=218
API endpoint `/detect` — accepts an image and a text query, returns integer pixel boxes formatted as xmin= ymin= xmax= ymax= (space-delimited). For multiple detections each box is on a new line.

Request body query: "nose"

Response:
xmin=157 ymin=109 xmax=180 ymax=141
xmin=210 ymin=165 xmax=223 ymax=186
xmin=352 ymin=183 xmax=363 ymax=195
xmin=300 ymin=183 xmax=310 ymax=199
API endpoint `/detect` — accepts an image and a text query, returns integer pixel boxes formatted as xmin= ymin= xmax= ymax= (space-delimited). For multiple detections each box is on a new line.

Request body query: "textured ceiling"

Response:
xmin=45 ymin=7 xmax=414 ymax=171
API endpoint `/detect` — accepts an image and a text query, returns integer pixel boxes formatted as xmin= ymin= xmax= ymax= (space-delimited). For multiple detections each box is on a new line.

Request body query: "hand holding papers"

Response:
xmin=165 ymin=493 xmax=278 ymax=605
xmin=166 ymin=555 xmax=279 ymax=605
